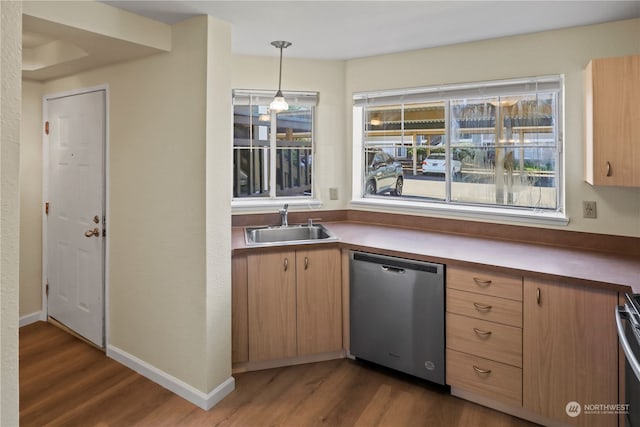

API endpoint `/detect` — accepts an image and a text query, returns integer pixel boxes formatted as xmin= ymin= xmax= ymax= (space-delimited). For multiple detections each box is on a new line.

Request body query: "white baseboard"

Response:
xmin=107 ymin=345 xmax=235 ymax=410
xmin=19 ymin=311 xmax=45 ymax=327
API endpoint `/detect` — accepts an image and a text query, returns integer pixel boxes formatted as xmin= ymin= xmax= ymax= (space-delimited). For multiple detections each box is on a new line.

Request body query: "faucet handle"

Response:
xmin=307 ymin=217 xmax=322 ymax=226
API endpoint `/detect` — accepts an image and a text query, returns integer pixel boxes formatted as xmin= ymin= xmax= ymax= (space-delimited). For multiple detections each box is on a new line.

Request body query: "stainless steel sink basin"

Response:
xmin=245 ymin=224 xmax=338 ymax=247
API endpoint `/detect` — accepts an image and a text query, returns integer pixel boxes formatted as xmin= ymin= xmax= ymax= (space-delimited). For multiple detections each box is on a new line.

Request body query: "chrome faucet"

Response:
xmin=278 ymin=204 xmax=289 ymax=226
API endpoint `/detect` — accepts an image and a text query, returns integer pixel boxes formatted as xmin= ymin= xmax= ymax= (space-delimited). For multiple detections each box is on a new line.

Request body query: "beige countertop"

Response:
xmin=232 ymin=221 xmax=640 ymax=294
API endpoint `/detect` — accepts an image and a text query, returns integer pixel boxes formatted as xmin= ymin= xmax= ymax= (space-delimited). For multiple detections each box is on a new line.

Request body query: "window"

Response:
xmin=353 ymin=76 xmax=564 ymax=221
xmin=233 ymin=90 xmax=317 ymax=201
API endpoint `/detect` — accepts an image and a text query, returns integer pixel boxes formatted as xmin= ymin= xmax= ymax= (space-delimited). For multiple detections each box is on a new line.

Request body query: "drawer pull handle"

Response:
xmin=473 ymin=277 xmax=492 ymax=287
xmin=284 ymin=258 xmax=289 ymax=272
xmin=536 ymin=287 xmax=541 ymax=305
xmin=473 ymin=328 xmax=492 ymax=337
xmin=606 ymin=161 xmax=612 ymax=177
xmin=304 ymin=257 xmax=309 ymax=270
xmin=473 ymin=365 xmax=492 ymax=375
xmin=473 ymin=302 xmax=492 ymax=312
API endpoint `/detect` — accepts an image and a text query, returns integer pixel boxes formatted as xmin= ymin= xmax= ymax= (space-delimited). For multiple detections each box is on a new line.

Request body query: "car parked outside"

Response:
xmin=422 ymin=152 xmax=462 ymax=175
xmin=364 ymin=151 xmax=404 ymax=196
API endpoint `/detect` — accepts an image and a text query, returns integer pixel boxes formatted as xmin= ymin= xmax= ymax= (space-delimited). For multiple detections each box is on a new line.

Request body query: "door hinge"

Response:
xmin=45 ymin=202 xmax=49 ymax=215
xmin=45 ymin=121 xmax=49 ymax=135
xmin=46 ymin=283 xmax=49 ymax=297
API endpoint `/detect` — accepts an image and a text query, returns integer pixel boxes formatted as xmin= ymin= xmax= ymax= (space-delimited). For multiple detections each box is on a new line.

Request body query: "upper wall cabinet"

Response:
xmin=585 ymin=54 xmax=640 ymax=187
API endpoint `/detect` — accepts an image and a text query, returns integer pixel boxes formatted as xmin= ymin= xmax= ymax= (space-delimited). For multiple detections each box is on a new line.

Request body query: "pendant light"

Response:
xmin=269 ymin=40 xmax=292 ymax=112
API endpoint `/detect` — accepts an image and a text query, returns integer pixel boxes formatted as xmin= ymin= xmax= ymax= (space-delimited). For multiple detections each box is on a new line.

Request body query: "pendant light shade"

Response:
xmin=269 ymin=40 xmax=292 ymax=112
xmin=270 ymin=91 xmax=288 ymax=111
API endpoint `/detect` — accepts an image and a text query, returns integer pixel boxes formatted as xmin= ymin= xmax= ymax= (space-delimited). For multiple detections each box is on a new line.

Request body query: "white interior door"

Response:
xmin=46 ymin=90 xmax=105 ymax=348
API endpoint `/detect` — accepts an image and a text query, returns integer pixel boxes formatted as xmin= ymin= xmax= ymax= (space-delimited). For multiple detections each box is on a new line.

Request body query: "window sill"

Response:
xmin=232 ymin=198 xmax=323 ymax=214
xmin=350 ymin=197 xmax=569 ymax=226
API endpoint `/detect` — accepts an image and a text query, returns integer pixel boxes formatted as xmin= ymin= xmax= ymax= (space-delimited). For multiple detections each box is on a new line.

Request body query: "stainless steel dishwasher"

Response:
xmin=350 ymin=251 xmax=445 ymax=385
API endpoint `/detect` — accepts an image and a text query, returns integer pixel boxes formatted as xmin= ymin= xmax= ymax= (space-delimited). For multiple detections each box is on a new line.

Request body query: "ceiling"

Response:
xmin=100 ymin=0 xmax=640 ymax=60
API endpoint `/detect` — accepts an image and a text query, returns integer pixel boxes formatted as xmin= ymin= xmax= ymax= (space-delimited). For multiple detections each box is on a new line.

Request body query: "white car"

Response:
xmin=422 ymin=153 xmax=462 ymax=175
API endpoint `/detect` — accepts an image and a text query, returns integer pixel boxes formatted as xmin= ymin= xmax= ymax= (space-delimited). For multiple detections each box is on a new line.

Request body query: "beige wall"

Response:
xmin=345 ymin=18 xmax=640 ymax=237
xmin=42 ymin=16 xmax=231 ymax=393
xmin=205 ymin=15 xmax=233 ymax=391
xmin=20 ymin=80 xmax=44 ymax=317
xmin=231 ymin=55 xmax=347 ymax=212
xmin=1 ymin=0 xmax=22 ymax=424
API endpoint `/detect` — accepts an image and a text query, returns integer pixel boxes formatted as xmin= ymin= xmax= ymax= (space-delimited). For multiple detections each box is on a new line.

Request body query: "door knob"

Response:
xmin=84 ymin=228 xmax=100 ymax=237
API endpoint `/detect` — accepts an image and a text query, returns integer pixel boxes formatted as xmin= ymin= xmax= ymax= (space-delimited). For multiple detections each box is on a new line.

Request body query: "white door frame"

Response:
xmin=42 ymin=84 xmax=110 ymax=348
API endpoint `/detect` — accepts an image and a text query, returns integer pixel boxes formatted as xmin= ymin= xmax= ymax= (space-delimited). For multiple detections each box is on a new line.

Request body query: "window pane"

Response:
xmin=233 ymin=105 xmax=270 ymax=197
xmin=363 ymin=105 xmax=405 ymax=197
xmin=275 ymin=106 xmax=313 ymax=197
xmin=364 ymin=102 xmax=448 ymax=200
xmin=233 ymin=90 xmax=317 ymax=200
xmin=450 ymin=94 xmax=558 ymax=209
xmin=406 ymin=102 xmax=446 ymax=201
xmin=355 ymin=76 xmax=563 ymax=215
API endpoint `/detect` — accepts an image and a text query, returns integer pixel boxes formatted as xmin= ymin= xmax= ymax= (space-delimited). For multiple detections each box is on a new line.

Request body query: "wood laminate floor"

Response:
xmin=20 ymin=322 xmax=538 ymax=426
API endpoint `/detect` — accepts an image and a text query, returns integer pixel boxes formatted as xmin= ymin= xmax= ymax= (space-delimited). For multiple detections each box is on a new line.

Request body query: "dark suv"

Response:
xmin=364 ymin=151 xmax=404 ymax=196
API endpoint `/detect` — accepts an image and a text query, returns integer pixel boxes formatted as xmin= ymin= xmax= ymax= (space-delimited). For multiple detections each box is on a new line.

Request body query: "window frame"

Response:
xmin=232 ymin=89 xmax=321 ymax=211
xmin=351 ymin=76 xmax=568 ymax=225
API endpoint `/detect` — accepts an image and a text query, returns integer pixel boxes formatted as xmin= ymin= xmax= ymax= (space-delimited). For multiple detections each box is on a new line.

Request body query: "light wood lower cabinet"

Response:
xmin=447 ymin=288 xmax=522 ymax=327
xmin=447 ymin=313 xmax=522 ymax=368
xmin=248 ymin=250 xmax=297 ymax=362
xmin=446 ymin=266 xmax=524 ymax=406
xmin=523 ymin=278 xmax=618 ymax=427
xmin=447 ymin=267 xmax=620 ymax=425
xmin=296 ymin=248 xmax=342 ymax=356
xmin=447 ymin=265 xmax=523 ymax=301
xmin=233 ymin=248 xmax=342 ymax=365
xmin=447 ymin=350 xmax=522 ymax=408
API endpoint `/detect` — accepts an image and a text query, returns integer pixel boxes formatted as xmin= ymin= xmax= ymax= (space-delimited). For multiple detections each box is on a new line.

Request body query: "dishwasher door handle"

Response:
xmin=381 ymin=265 xmax=405 ymax=274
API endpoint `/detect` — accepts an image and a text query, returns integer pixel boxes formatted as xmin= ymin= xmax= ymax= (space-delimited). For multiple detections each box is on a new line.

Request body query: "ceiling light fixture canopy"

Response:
xmin=269 ymin=40 xmax=292 ymax=112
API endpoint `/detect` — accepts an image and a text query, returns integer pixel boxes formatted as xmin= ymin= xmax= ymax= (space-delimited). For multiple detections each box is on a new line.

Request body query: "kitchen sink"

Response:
xmin=245 ymin=223 xmax=338 ymax=247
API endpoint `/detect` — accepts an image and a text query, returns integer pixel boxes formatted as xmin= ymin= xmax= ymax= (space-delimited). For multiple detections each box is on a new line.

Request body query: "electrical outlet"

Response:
xmin=329 ymin=187 xmax=339 ymax=200
xmin=583 ymin=201 xmax=597 ymax=219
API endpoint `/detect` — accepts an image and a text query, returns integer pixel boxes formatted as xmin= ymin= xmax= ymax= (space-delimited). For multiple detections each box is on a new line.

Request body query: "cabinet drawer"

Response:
xmin=447 ymin=289 xmax=522 ymax=328
xmin=447 ymin=313 xmax=522 ymax=367
xmin=447 ymin=349 xmax=522 ymax=407
xmin=447 ymin=266 xmax=522 ymax=301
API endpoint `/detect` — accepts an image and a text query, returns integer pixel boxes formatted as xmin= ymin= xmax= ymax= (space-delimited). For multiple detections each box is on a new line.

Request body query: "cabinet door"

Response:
xmin=523 ymin=278 xmax=618 ymax=426
xmin=586 ymin=54 xmax=640 ymax=186
xmin=248 ymin=251 xmax=297 ymax=362
xmin=296 ymin=248 xmax=342 ymax=356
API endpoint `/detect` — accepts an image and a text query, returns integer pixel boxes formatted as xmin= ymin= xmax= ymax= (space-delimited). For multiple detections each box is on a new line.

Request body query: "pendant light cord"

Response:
xmin=277 ymin=46 xmax=283 ymax=93
xmin=271 ymin=41 xmax=291 ymax=96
